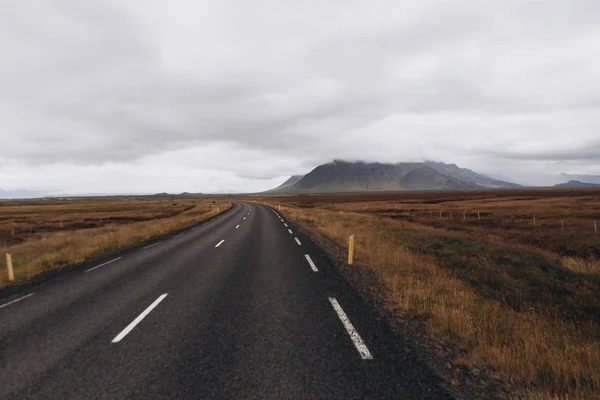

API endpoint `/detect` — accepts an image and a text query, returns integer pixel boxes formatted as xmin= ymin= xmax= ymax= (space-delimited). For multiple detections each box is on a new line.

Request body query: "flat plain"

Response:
xmin=3 ymin=189 xmax=600 ymax=398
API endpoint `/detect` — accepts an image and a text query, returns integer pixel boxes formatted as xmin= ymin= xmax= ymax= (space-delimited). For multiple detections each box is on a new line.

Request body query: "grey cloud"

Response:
xmin=1 ymin=0 xmax=600 ymax=192
xmin=486 ymin=141 xmax=600 ymax=162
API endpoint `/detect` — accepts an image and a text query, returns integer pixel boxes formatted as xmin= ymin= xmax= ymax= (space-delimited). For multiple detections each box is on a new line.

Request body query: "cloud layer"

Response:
xmin=1 ymin=0 xmax=600 ymax=193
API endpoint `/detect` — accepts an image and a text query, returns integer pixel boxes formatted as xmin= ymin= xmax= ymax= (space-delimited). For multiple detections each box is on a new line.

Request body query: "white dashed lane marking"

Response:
xmin=0 ymin=293 xmax=35 ymax=310
xmin=304 ymin=254 xmax=318 ymax=272
xmin=328 ymin=297 xmax=373 ymax=360
xmin=112 ymin=294 xmax=168 ymax=343
xmin=86 ymin=257 xmax=123 ymax=272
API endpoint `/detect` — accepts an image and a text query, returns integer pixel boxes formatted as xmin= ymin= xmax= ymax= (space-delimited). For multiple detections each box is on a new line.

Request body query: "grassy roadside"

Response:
xmin=0 ymin=199 xmax=231 ymax=285
xmin=276 ymin=204 xmax=600 ymax=399
xmin=331 ymin=196 xmax=600 ymax=261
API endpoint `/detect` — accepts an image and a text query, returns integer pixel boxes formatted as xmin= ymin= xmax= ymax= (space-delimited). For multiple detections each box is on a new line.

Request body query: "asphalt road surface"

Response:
xmin=0 ymin=202 xmax=453 ymax=399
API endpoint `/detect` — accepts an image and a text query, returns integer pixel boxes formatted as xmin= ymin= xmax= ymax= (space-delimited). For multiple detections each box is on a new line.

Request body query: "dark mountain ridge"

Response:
xmin=269 ymin=160 xmax=519 ymax=193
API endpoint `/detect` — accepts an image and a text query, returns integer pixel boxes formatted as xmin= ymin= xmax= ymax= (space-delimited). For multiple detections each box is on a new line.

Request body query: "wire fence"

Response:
xmin=383 ymin=208 xmax=599 ymax=234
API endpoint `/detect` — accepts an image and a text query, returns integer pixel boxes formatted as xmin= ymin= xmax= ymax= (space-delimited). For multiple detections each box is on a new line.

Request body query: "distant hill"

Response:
xmin=0 ymin=188 xmax=43 ymax=199
xmin=559 ymin=173 xmax=600 ymax=185
xmin=554 ymin=180 xmax=600 ymax=188
xmin=152 ymin=192 xmax=204 ymax=197
xmin=268 ymin=160 xmax=519 ymax=194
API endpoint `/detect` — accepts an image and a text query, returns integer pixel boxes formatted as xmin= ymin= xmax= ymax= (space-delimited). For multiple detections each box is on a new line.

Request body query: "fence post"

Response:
xmin=533 ymin=215 xmax=536 ymax=225
xmin=595 ymin=221 xmax=598 ymax=234
xmin=348 ymin=235 xmax=355 ymax=265
xmin=278 ymin=204 xmax=281 ymax=211
xmin=463 ymin=212 xmax=466 ymax=221
xmin=561 ymin=220 xmax=564 ymax=232
xmin=6 ymin=253 xmax=14 ymax=282
xmin=439 ymin=211 xmax=442 ymax=219
xmin=478 ymin=212 xmax=481 ymax=221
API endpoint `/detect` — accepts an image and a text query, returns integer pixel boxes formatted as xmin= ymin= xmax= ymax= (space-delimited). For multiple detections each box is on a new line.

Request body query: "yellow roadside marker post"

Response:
xmin=6 ymin=253 xmax=14 ymax=282
xmin=348 ymin=235 xmax=355 ymax=265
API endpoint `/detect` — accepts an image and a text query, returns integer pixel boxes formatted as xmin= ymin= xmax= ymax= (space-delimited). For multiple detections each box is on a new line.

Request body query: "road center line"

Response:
xmin=215 ymin=239 xmax=225 ymax=248
xmin=236 ymin=224 xmax=240 ymax=229
xmin=304 ymin=254 xmax=318 ymax=272
xmin=284 ymin=223 xmax=288 ymax=227
xmin=0 ymin=293 xmax=35 ymax=309
xmin=328 ymin=297 xmax=373 ymax=360
xmin=243 ymin=217 xmax=247 ymax=220
xmin=294 ymin=237 xmax=302 ymax=245
xmin=112 ymin=294 xmax=168 ymax=343
xmin=288 ymin=229 xmax=293 ymax=234
xmin=86 ymin=257 xmax=123 ymax=272
xmin=144 ymin=242 xmax=160 ymax=249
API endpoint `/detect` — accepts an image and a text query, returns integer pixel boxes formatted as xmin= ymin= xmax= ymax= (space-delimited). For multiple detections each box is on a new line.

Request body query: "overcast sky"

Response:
xmin=1 ymin=0 xmax=600 ymax=194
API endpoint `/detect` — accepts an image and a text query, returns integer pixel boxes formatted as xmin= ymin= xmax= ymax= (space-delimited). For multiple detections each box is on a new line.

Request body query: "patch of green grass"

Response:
xmin=402 ymin=228 xmax=600 ymax=326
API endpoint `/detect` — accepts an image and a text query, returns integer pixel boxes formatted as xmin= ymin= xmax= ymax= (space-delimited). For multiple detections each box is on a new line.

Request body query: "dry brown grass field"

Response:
xmin=0 ymin=197 xmax=231 ymax=285
xmin=256 ymin=188 xmax=600 ymax=399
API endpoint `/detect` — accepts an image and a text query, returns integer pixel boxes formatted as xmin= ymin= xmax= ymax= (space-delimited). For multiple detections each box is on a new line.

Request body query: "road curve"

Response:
xmin=0 ymin=202 xmax=452 ymax=399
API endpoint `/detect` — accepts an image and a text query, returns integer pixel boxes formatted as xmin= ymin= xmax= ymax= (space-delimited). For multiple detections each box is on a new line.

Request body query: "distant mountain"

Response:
xmin=151 ymin=192 xmax=204 ymax=197
xmin=268 ymin=160 xmax=519 ymax=193
xmin=555 ymin=180 xmax=600 ymax=188
xmin=0 ymin=188 xmax=43 ymax=199
xmin=180 ymin=192 xmax=203 ymax=196
xmin=276 ymin=175 xmax=305 ymax=189
xmin=559 ymin=173 xmax=600 ymax=185
xmin=264 ymin=175 xmax=305 ymax=193
xmin=424 ymin=162 xmax=520 ymax=188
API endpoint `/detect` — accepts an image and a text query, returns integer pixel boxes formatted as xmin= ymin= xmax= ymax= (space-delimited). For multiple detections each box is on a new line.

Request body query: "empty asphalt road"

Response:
xmin=0 ymin=202 xmax=452 ymax=399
